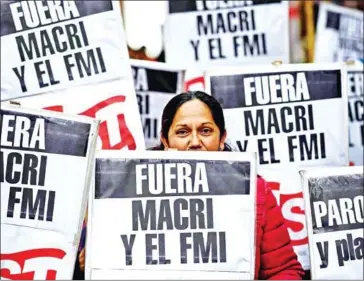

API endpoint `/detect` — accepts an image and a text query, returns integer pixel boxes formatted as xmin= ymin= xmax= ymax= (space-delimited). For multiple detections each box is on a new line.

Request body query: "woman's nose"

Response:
xmin=189 ymin=132 xmax=202 ymax=148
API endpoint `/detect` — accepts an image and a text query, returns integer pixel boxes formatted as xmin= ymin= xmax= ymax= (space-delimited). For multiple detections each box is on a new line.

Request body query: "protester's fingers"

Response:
xmin=79 ymin=248 xmax=85 ymax=271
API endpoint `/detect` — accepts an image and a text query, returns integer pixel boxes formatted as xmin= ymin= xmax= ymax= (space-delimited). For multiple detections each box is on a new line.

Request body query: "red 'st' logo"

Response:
xmin=267 ymin=181 xmax=308 ymax=246
xmin=0 ymin=248 xmax=66 ymax=280
xmin=44 ymin=95 xmax=136 ymax=150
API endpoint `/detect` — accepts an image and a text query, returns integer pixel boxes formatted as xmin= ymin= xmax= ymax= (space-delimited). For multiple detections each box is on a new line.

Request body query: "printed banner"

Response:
xmin=347 ymin=63 xmax=363 ymax=166
xmin=164 ymin=0 xmax=289 ymax=68
xmin=131 ymin=60 xmax=183 ymax=148
xmin=314 ymin=2 xmax=363 ymax=63
xmin=205 ymin=63 xmax=349 ymax=269
xmin=300 ymin=166 xmax=364 ymax=279
xmin=87 ymin=151 xmax=257 ymax=279
xmin=1 ymin=104 xmax=98 ymax=279
xmin=1 ymin=1 xmax=130 ymax=100
xmin=4 ymin=79 xmax=146 ymax=151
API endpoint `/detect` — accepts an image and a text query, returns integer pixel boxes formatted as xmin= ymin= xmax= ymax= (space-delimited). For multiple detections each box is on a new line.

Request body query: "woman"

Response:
xmin=150 ymin=91 xmax=305 ymax=280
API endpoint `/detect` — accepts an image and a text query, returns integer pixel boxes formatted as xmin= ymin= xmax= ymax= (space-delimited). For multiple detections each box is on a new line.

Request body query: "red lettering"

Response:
xmin=0 ymin=248 xmax=66 ymax=280
xmin=184 ymin=76 xmax=205 ymax=91
xmin=79 ymin=96 xmax=126 ymax=116
xmin=43 ymin=106 xmax=63 ymax=112
xmin=267 ymin=181 xmax=280 ymax=191
xmin=43 ymin=95 xmax=137 ymax=150
xmin=98 ymin=114 xmax=136 ymax=150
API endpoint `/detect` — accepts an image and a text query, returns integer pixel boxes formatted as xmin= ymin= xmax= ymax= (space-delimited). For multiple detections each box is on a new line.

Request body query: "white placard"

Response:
xmin=314 ymin=2 xmax=363 ymax=63
xmin=164 ymin=0 xmax=289 ymax=68
xmin=300 ymin=166 xmax=363 ymax=279
xmin=1 ymin=104 xmax=98 ymax=279
xmin=87 ymin=150 xmax=257 ymax=279
xmin=205 ymin=63 xmax=349 ymax=270
xmin=131 ymin=59 xmax=184 ymax=148
xmin=1 ymin=1 xmax=130 ymax=100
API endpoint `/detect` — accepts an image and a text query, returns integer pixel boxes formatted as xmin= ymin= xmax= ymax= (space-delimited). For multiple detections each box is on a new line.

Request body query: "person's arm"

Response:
xmin=259 ymin=188 xmax=305 ymax=280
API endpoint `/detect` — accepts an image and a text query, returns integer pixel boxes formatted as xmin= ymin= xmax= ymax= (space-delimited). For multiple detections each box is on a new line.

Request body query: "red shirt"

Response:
xmin=255 ymin=177 xmax=305 ymax=280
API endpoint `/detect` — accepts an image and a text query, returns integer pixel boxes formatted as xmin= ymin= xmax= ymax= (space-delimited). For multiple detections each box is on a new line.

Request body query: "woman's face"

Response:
xmin=161 ymin=99 xmax=226 ymax=151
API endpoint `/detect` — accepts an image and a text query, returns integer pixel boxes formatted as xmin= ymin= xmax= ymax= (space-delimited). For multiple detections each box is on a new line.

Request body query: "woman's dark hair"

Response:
xmin=149 ymin=91 xmax=232 ymax=151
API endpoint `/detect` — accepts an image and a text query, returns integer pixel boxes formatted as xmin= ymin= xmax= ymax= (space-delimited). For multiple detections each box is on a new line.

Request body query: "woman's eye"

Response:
xmin=201 ymin=128 xmax=212 ymax=135
xmin=176 ymin=130 xmax=188 ymax=135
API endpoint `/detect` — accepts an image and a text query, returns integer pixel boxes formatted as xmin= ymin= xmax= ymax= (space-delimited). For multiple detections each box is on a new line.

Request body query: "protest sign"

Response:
xmin=131 ymin=60 xmax=183 ymax=148
xmin=205 ymin=63 xmax=349 ymax=269
xmin=205 ymin=63 xmax=349 ymax=167
xmin=314 ymin=2 xmax=363 ymax=63
xmin=163 ymin=0 xmax=289 ymax=68
xmin=1 ymin=1 xmax=130 ymax=100
xmin=4 ymin=79 xmax=146 ymax=151
xmin=300 ymin=166 xmax=364 ymax=279
xmin=87 ymin=150 xmax=257 ymax=279
xmin=347 ymin=63 xmax=363 ymax=166
xmin=1 ymin=104 xmax=98 ymax=279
